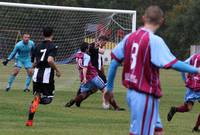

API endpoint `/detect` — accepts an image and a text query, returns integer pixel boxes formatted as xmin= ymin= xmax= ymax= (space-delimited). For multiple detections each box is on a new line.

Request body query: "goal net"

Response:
xmin=0 ymin=2 xmax=136 ymax=64
xmin=190 ymin=45 xmax=200 ymax=55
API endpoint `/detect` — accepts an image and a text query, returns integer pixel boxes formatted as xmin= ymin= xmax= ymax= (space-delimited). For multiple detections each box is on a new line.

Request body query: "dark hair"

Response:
xmin=98 ymin=35 xmax=109 ymax=41
xmin=144 ymin=6 xmax=164 ymax=25
xmin=80 ymin=42 xmax=89 ymax=52
xmin=22 ymin=32 xmax=30 ymax=36
xmin=43 ymin=27 xmax=53 ymax=37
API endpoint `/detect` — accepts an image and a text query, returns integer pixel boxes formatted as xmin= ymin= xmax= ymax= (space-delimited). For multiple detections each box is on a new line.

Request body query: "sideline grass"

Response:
xmin=0 ymin=64 xmax=200 ymax=135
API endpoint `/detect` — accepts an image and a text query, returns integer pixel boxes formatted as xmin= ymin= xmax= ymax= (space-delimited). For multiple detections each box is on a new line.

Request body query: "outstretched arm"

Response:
xmin=178 ymin=56 xmax=193 ymax=82
xmin=106 ymin=59 xmax=121 ymax=92
xmin=48 ymin=45 xmax=61 ymax=77
xmin=48 ymin=56 xmax=61 ymax=77
xmin=7 ymin=45 xmax=19 ymax=60
xmin=2 ymin=45 xmax=19 ymax=66
xmin=150 ymin=36 xmax=200 ymax=74
xmin=172 ymin=61 xmax=199 ymax=74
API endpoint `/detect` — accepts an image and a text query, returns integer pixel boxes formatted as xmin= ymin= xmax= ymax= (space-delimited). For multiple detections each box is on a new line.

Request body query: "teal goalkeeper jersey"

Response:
xmin=8 ymin=40 xmax=35 ymax=61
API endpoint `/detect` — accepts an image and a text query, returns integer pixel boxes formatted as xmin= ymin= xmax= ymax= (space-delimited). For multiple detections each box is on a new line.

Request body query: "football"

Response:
xmin=102 ymin=102 xmax=110 ymax=109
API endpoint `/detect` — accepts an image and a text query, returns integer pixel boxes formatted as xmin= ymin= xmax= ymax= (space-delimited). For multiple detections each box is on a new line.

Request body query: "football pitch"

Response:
xmin=0 ymin=64 xmax=200 ymax=135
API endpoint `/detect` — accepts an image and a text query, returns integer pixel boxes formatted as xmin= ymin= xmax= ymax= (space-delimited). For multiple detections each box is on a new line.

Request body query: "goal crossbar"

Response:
xmin=0 ymin=2 xmax=136 ymax=14
xmin=0 ymin=2 xmax=137 ymax=65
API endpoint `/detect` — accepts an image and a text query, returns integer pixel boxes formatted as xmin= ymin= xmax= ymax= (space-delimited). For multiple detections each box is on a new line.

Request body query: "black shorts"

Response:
xmin=33 ymin=82 xmax=55 ymax=97
xmin=97 ymin=70 xmax=107 ymax=84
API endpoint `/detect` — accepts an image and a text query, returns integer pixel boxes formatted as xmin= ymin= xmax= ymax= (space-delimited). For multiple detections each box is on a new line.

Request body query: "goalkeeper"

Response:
xmin=2 ymin=33 xmax=35 ymax=92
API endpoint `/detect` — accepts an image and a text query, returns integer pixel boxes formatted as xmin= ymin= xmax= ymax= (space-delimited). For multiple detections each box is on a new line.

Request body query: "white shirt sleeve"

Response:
xmin=111 ymin=34 xmax=131 ymax=62
xmin=83 ymin=53 xmax=91 ymax=67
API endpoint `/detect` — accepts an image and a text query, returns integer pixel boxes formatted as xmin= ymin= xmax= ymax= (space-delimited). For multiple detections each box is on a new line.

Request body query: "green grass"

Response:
xmin=0 ymin=64 xmax=200 ymax=135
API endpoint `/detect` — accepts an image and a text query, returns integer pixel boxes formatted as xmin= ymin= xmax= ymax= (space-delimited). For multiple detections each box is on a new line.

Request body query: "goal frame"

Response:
xmin=0 ymin=2 xmax=136 ymax=32
xmin=0 ymin=2 xmax=137 ymax=65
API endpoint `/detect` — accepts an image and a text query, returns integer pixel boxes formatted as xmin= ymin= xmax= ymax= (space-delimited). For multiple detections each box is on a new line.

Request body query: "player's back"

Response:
xmin=186 ymin=53 xmax=200 ymax=91
xmin=34 ymin=40 xmax=56 ymax=68
xmin=75 ymin=51 xmax=97 ymax=81
xmin=122 ymin=28 xmax=162 ymax=97
xmin=32 ymin=40 xmax=57 ymax=84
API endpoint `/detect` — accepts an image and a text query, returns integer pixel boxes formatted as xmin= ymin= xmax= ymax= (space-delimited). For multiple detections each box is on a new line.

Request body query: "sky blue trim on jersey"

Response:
xmin=180 ymin=54 xmax=198 ymax=82
xmin=83 ymin=53 xmax=90 ymax=67
xmin=149 ymin=34 xmax=177 ymax=68
xmin=106 ymin=59 xmax=121 ymax=91
xmin=111 ymin=34 xmax=131 ymax=61
xmin=180 ymin=56 xmax=193 ymax=82
xmin=181 ymin=72 xmax=186 ymax=82
xmin=172 ymin=60 xmax=198 ymax=73
xmin=184 ymin=55 xmax=194 ymax=64
xmin=8 ymin=40 xmax=35 ymax=61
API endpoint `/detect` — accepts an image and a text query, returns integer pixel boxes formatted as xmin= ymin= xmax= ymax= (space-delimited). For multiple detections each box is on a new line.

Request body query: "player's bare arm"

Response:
xmin=82 ymin=67 xmax=87 ymax=84
xmin=98 ymin=48 xmax=105 ymax=54
xmin=48 ymin=56 xmax=61 ymax=77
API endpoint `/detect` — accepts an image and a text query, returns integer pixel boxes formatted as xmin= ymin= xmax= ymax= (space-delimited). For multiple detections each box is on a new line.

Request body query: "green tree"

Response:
xmin=165 ymin=0 xmax=200 ymax=59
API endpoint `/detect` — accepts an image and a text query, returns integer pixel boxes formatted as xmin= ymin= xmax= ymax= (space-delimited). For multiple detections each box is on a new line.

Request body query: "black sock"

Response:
xmin=28 ymin=112 xmax=35 ymax=121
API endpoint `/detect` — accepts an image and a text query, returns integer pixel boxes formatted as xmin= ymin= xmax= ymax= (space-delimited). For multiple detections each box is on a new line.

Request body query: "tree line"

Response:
xmin=2 ymin=0 xmax=200 ymax=59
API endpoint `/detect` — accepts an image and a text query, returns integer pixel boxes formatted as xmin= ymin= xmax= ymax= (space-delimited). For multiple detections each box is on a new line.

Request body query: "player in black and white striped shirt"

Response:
xmin=25 ymin=27 xmax=61 ymax=126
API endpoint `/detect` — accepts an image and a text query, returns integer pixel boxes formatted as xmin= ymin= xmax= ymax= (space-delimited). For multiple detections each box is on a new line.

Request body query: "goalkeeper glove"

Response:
xmin=2 ymin=59 xmax=9 ymax=66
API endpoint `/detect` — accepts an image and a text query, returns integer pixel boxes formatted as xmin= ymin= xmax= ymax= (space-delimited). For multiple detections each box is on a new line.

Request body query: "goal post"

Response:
xmin=0 ymin=2 xmax=136 ymax=64
xmin=0 ymin=29 xmax=21 ymax=59
xmin=191 ymin=45 xmax=200 ymax=55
